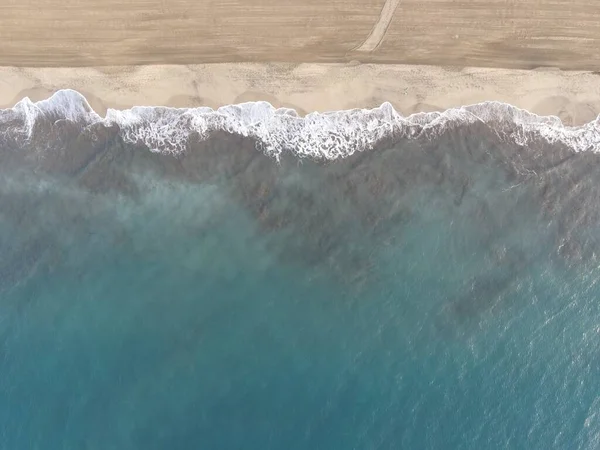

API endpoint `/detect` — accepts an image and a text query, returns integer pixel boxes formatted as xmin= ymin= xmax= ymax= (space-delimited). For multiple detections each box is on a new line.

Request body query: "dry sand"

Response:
xmin=1 ymin=64 xmax=600 ymax=126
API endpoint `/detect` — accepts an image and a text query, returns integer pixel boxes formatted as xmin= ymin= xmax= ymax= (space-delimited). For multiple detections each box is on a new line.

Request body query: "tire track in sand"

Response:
xmin=353 ymin=0 xmax=401 ymax=52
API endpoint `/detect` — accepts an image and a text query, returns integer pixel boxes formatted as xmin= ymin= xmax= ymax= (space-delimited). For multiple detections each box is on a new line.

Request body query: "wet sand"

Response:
xmin=1 ymin=64 xmax=600 ymax=126
xmin=1 ymin=0 xmax=600 ymax=69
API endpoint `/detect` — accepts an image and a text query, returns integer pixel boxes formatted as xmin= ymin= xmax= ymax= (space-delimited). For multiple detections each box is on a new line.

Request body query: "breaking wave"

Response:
xmin=1 ymin=89 xmax=600 ymax=158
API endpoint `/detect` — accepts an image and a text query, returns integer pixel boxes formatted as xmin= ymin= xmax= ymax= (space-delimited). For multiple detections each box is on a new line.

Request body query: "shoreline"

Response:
xmin=1 ymin=63 xmax=600 ymax=126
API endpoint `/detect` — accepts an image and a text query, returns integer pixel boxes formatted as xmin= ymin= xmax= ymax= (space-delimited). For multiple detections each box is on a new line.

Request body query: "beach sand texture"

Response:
xmin=1 ymin=0 xmax=600 ymax=126
xmin=1 ymin=0 xmax=600 ymax=69
xmin=2 ymin=64 xmax=600 ymax=127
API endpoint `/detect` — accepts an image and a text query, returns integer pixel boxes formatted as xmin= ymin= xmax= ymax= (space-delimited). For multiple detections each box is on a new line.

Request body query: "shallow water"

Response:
xmin=1 ymin=93 xmax=600 ymax=449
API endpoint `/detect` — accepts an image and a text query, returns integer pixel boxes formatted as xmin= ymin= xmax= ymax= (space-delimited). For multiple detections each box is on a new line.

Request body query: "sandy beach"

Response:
xmin=1 ymin=0 xmax=600 ymax=123
xmin=1 ymin=64 xmax=600 ymax=126
xmin=2 ymin=0 xmax=600 ymax=69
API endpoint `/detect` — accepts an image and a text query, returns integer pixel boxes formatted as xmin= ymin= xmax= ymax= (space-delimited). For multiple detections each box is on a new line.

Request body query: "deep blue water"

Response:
xmin=1 ymin=107 xmax=600 ymax=449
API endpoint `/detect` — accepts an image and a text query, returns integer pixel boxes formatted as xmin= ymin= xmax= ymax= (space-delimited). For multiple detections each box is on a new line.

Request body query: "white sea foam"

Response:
xmin=1 ymin=89 xmax=600 ymax=158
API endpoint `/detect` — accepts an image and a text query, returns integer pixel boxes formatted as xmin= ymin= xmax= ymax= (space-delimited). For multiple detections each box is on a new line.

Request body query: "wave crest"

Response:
xmin=1 ymin=89 xmax=599 ymax=158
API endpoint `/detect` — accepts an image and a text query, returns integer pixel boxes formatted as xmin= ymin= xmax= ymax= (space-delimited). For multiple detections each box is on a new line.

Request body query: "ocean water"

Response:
xmin=1 ymin=91 xmax=600 ymax=449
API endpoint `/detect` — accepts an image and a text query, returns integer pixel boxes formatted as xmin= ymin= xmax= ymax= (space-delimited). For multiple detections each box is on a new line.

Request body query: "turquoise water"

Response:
xmin=1 ymin=113 xmax=600 ymax=449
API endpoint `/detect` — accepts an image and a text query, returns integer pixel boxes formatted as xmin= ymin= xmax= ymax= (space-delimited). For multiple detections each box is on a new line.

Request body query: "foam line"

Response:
xmin=1 ymin=89 xmax=600 ymax=159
